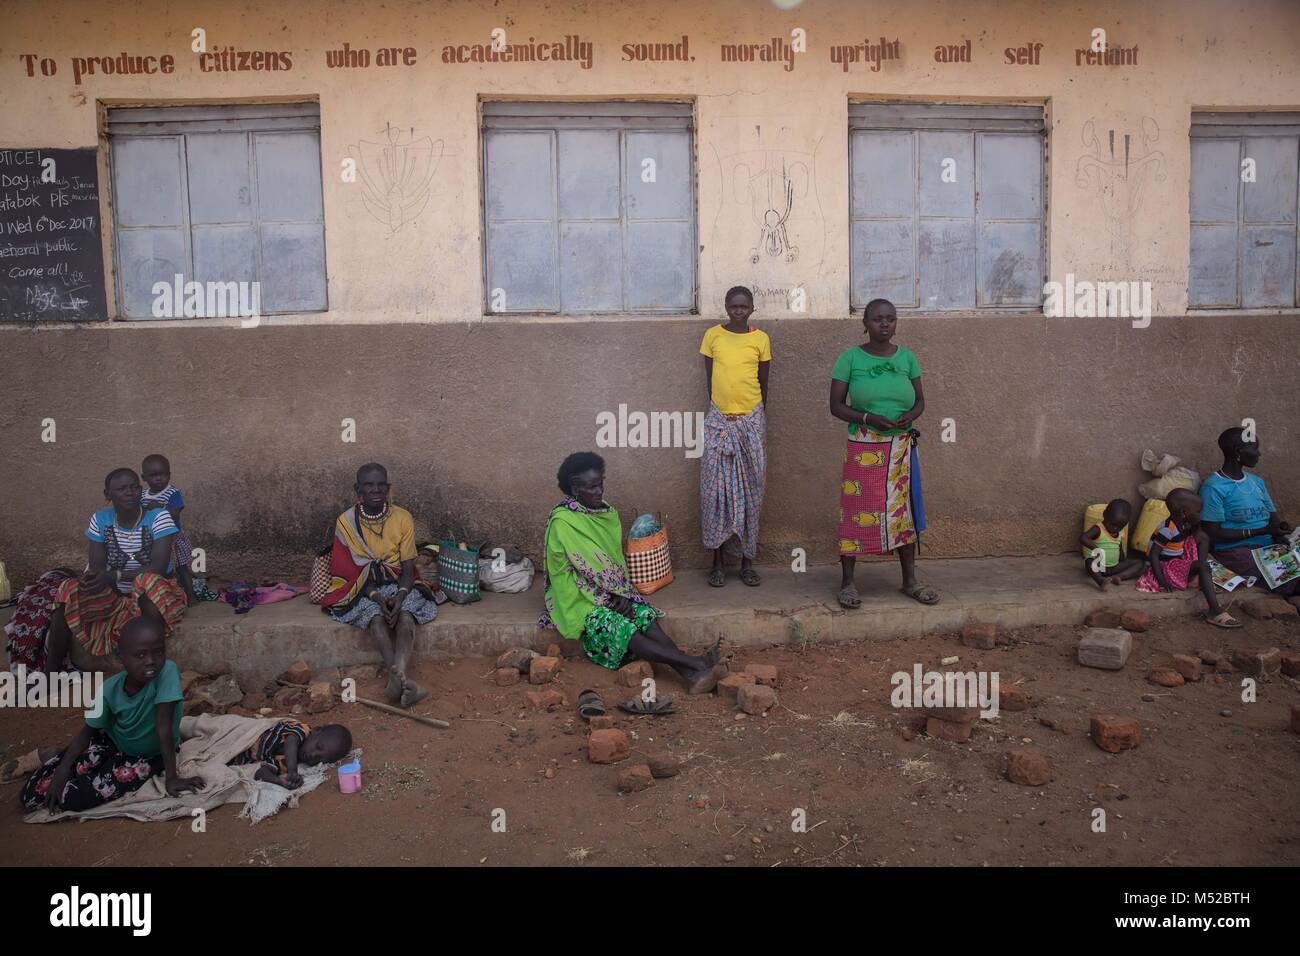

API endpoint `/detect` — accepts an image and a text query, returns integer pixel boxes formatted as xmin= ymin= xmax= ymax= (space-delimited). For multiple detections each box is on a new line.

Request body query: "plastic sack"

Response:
xmin=478 ymin=556 xmax=535 ymax=593
xmin=1138 ymin=467 xmax=1200 ymax=501
xmin=1132 ymin=498 xmax=1171 ymax=556
xmin=628 ymin=513 xmax=663 ymax=540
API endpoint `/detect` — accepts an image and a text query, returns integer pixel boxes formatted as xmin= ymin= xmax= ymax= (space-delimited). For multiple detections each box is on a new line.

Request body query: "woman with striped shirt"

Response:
xmin=42 ymin=468 xmax=188 ymax=676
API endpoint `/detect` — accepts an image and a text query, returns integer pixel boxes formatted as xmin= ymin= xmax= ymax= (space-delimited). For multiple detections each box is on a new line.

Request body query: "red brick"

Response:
xmin=546 ymin=643 xmax=562 ymax=659
xmin=736 ymin=683 xmax=777 ymax=715
xmin=1119 ymin=609 xmax=1150 ymax=632
xmin=717 ymin=672 xmax=756 ymax=700
xmin=284 ymin=660 xmax=311 ymax=685
xmin=588 ymin=729 xmax=630 ymax=764
xmin=493 ymin=667 xmax=520 ymax=687
xmin=528 ymin=656 xmax=561 ymax=684
xmin=1005 ymin=748 xmax=1050 ymax=786
xmin=1278 ymin=652 xmax=1300 ymax=678
xmin=525 ymin=688 xmax=565 ymax=711
xmin=960 ymin=622 xmax=997 ymax=649
xmin=999 ymin=686 xmax=1033 ymax=712
xmin=744 ymin=664 xmax=780 ymax=686
xmin=617 ymin=764 xmax=655 ymax=793
xmin=925 ymin=716 xmax=973 ymax=742
xmin=1090 ymin=714 xmax=1141 ymax=753
xmin=1171 ymin=654 xmax=1202 ymax=682
xmin=183 ymin=697 xmax=212 ymax=717
xmin=1243 ymin=598 xmax=1298 ymax=620
xmin=1084 ymin=609 xmax=1122 ymax=629
xmin=589 ymin=715 xmax=615 ymax=730
xmin=616 ymin=660 xmax=654 ymax=687
xmin=1146 ymin=667 xmax=1184 ymax=688
xmin=1231 ymin=647 xmax=1282 ymax=677
xmin=307 ymin=681 xmax=335 ymax=714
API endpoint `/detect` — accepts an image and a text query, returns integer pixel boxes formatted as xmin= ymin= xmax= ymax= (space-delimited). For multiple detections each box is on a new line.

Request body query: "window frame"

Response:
xmin=479 ymin=99 xmax=698 ymax=317
xmin=105 ymin=101 xmax=328 ymax=320
xmin=848 ymin=100 xmax=1047 ymax=314
xmin=1189 ymin=111 xmax=1300 ymax=310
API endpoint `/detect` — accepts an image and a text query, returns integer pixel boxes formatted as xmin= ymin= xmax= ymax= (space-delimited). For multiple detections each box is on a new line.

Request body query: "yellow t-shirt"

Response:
xmin=359 ymin=505 xmax=417 ymax=566
xmin=700 ymin=324 xmax=772 ymax=414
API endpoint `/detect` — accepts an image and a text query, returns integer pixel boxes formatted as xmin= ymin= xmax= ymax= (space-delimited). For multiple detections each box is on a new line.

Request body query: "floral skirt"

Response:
xmin=581 ymin=602 xmax=663 ymax=670
xmin=20 ymin=730 xmax=166 ymax=812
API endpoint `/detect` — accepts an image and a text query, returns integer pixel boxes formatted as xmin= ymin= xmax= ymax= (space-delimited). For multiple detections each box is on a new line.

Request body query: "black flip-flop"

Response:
xmin=617 ymin=697 xmax=675 ymax=716
xmin=577 ymin=689 xmax=606 ymax=720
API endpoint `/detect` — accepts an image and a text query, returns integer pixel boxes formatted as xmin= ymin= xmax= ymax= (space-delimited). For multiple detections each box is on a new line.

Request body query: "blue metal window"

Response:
xmin=482 ymin=101 xmax=696 ymax=314
xmin=849 ymin=102 xmax=1045 ymax=311
xmin=107 ymin=103 xmax=327 ymax=318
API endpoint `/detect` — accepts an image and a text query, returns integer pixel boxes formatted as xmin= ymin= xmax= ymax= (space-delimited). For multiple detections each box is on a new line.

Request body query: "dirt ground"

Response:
xmin=2 ymin=611 xmax=1298 ymax=868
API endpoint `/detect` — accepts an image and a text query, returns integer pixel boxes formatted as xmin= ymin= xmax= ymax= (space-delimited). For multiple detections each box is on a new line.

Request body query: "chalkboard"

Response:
xmin=0 ymin=148 xmax=108 ymax=322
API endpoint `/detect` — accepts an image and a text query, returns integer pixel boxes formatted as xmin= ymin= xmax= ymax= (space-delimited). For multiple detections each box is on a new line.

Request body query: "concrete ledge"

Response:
xmin=167 ymin=555 xmax=1204 ymax=683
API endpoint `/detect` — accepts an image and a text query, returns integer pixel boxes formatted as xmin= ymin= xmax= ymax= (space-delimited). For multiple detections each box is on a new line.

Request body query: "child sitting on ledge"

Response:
xmin=1136 ymin=488 xmax=1241 ymax=629
xmin=1079 ymin=499 xmax=1145 ymax=590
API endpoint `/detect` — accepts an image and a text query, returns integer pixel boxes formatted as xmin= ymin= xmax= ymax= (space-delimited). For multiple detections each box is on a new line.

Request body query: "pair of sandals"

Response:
xmin=577 ymin=688 xmax=674 ymax=718
xmin=838 ymin=582 xmax=940 ymax=610
xmin=709 ymin=566 xmax=760 ymax=588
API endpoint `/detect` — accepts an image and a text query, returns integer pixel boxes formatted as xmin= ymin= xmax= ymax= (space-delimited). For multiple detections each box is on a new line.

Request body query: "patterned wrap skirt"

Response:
xmin=837 ymin=428 xmax=922 ymax=557
xmin=700 ymin=403 xmax=767 ymax=558
xmin=54 ymin=572 xmax=187 ymax=657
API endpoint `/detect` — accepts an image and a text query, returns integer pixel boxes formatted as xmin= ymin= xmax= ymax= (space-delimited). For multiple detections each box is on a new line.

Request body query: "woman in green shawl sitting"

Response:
xmin=539 ymin=452 xmax=729 ymax=695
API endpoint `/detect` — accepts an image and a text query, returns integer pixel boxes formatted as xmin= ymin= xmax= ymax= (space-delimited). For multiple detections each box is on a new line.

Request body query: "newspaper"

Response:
xmin=1207 ymin=556 xmax=1255 ymax=592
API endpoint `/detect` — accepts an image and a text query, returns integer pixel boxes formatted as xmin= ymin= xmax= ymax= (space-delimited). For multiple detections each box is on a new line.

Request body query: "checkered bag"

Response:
xmin=437 ymin=538 xmax=482 ymax=604
xmin=626 ymin=525 xmax=673 ymax=595
xmin=308 ymin=546 xmax=331 ymax=604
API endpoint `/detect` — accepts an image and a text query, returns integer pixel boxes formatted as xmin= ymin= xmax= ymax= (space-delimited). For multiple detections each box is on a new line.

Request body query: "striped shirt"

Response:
xmin=142 ymin=483 xmax=185 ymax=511
xmin=86 ymin=507 xmax=178 ymax=592
xmin=1150 ymin=518 xmax=1191 ymax=560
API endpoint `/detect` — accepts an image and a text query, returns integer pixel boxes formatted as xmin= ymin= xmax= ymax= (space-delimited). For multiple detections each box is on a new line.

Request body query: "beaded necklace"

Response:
xmin=358 ymin=500 xmax=391 ymax=537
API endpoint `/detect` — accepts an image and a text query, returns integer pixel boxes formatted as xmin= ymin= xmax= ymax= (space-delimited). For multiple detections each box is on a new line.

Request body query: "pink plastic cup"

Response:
xmin=338 ymin=760 xmax=361 ymax=794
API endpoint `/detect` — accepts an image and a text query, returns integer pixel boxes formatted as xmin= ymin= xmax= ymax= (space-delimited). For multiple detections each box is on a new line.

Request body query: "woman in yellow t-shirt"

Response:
xmin=699 ymin=286 xmax=771 ymax=588
xmin=320 ymin=463 xmax=441 ymax=709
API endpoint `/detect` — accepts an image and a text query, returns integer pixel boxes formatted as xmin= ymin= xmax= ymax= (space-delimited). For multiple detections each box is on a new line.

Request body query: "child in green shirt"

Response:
xmin=21 ymin=617 xmax=203 ymax=812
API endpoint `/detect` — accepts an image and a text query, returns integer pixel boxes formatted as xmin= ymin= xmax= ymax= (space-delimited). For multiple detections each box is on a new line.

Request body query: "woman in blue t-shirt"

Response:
xmin=43 ymin=468 xmax=189 ymax=676
xmin=1200 ymin=427 xmax=1298 ymax=603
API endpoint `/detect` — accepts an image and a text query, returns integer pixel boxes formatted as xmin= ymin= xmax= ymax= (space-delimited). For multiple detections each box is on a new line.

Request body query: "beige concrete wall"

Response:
xmin=1 ymin=0 xmax=1298 ymax=583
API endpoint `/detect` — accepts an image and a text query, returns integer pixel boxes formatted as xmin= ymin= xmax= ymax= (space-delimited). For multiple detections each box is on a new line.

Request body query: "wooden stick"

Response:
xmin=355 ymin=696 xmax=450 ymax=729
xmin=274 ymin=678 xmax=451 ymax=729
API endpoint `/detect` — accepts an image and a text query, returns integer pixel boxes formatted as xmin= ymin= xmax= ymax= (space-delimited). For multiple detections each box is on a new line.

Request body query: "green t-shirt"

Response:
xmin=831 ymin=345 xmax=921 ymax=436
xmin=86 ymin=659 xmax=183 ymax=757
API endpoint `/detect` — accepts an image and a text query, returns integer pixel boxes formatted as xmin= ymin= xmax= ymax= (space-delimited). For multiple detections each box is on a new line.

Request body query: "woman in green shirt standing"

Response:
xmin=828 ymin=299 xmax=938 ymax=609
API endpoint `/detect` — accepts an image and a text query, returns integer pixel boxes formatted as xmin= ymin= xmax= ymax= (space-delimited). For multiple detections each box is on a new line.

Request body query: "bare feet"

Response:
xmin=385 ymin=666 xmax=404 ymax=704
xmin=686 ymin=662 xmax=729 ymax=696
xmin=703 ymin=638 xmax=726 ymax=667
xmin=400 ymin=677 xmax=430 ymax=709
